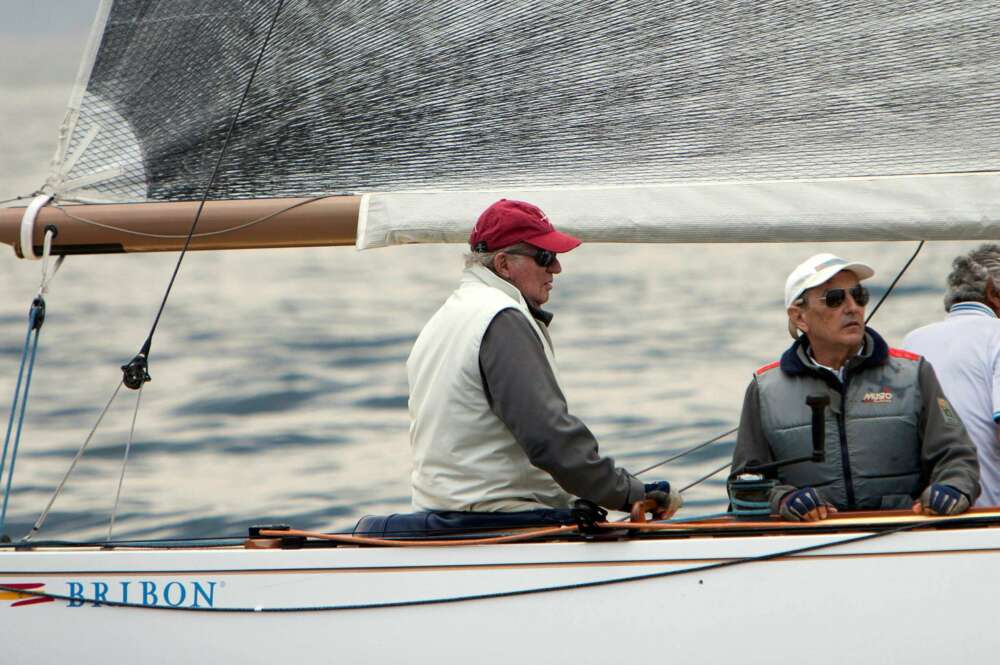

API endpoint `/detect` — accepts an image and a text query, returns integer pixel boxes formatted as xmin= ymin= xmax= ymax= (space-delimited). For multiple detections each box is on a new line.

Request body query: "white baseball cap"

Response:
xmin=784 ymin=253 xmax=875 ymax=309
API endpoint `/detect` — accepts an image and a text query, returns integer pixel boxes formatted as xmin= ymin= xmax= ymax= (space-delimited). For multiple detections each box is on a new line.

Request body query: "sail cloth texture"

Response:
xmin=45 ymin=0 xmax=1000 ymax=243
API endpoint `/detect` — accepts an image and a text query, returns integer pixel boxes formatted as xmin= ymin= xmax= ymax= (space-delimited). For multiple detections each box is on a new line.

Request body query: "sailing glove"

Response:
xmin=779 ymin=486 xmax=825 ymax=521
xmin=643 ymin=481 xmax=683 ymax=518
xmin=920 ymin=484 xmax=970 ymax=516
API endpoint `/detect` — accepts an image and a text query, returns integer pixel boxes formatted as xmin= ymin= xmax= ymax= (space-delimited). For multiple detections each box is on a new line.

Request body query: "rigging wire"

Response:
xmin=679 ymin=461 xmax=732 ymax=493
xmin=23 ymin=382 xmax=124 ymax=542
xmin=642 ymin=240 xmax=927 ymax=493
xmin=634 ymin=427 xmax=736 ymax=476
xmin=0 ymin=190 xmax=42 ymax=207
xmin=865 ymin=241 xmax=925 ymax=324
xmin=108 ymin=384 xmax=143 ymax=541
xmin=122 ymin=0 xmax=288 ymax=387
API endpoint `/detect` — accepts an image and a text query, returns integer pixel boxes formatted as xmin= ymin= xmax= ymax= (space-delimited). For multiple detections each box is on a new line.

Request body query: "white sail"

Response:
xmin=39 ymin=0 xmax=1000 ymax=245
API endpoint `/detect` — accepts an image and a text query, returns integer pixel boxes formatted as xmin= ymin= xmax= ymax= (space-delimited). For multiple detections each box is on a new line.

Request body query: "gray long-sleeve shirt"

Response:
xmin=479 ymin=308 xmax=645 ymax=511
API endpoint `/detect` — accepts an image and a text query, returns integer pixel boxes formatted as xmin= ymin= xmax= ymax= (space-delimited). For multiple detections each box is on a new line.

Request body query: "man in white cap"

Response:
xmin=730 ymin=253 xmax=979 ymax=521
xmin=406 ymin=199 xmax=681 ymax=526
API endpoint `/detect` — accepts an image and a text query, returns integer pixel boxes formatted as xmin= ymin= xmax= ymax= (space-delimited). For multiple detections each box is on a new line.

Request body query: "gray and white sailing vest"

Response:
xmin=756 ymin=350 xmax=923 ymax=510
xmin=407 ymin=264 xmax=575 ymax=512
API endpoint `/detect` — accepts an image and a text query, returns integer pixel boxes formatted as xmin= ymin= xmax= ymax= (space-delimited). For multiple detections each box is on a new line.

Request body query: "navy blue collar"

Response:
xmin=779 ymin=327 xmax=888 ymax=384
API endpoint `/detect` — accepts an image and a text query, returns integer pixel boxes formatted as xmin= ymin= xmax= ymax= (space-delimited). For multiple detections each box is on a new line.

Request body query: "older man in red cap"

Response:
xmin=406 ymin=199 xmax=680 ymax=523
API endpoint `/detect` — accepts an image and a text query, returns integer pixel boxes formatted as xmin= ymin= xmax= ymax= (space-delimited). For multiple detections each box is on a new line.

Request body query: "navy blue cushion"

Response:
xmin=354 ymin=509 xmax=576 ymax=538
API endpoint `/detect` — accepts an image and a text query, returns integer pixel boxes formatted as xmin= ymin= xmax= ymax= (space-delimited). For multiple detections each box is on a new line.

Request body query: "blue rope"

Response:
xmin=0 ymin=302 xmax=43 ymax=535
xmin=729 ymin=497 xmax=772 ymax=514
xmin=661 ymin=508 xmax=767 ymax=523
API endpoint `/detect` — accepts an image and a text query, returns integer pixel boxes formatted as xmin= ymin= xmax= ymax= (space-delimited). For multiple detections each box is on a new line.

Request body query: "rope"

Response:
xmin=0 ymin=516 xmax=960 ymax=613
xmin=109 ymin=384 xmax=143 ymax=541
xmin=728 ymin=497 xmax=771 ymax=515
xmin=37 ymin=229 xmax=64 ymax=296
xmin=23 ymin=382 xmax=124 ymax=542
xmin=0 ymin=304 xmax=44 ymax=537
xmin=53 ymin=195 xmax=335 ymax=240
xmin=0 ymin=229 xmax=60 ymax=537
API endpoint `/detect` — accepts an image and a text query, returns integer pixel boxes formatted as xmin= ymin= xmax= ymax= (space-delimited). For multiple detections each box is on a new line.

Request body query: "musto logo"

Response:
xmin=66 ymin=580 xmax=219 ymax=608
xmin=862 ymin=391 xmax=893 ymax=404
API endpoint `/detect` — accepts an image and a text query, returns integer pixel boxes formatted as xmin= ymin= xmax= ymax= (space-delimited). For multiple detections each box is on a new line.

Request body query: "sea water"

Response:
xmin=0 ymin=21 xmax=984 ymax=542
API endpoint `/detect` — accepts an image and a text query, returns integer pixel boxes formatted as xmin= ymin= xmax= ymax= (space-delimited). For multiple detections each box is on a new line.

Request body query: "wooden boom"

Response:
xmin=0 ymin=196 xmax=361 ymax=257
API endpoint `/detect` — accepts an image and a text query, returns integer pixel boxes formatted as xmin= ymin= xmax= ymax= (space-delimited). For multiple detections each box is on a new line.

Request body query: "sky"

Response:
xmin=0 ymin=2 xmax=102 ymax=200
xmin=0 ymin=2 xmax=100 ymax=37
xmin=1 ymin=1 xmax=101 ymax=83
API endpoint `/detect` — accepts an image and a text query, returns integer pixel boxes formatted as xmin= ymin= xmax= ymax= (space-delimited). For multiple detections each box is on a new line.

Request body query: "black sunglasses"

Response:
xmin=810 ymin=285 xmax=870 ymax=308
xmin=503 ymin=247 xmax=558 ymax=267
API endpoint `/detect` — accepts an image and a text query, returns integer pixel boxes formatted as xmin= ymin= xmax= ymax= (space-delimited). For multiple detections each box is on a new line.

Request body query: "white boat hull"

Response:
xmin=1 ymin=514 xmax=997 ymax=664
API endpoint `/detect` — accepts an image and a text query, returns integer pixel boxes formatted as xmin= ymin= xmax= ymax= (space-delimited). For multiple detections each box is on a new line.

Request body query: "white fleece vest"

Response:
xmin=407 ymin=265 xmax=575 ymax=512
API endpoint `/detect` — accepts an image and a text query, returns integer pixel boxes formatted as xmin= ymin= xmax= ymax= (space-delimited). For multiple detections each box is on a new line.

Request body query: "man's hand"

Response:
xmin=912 ymin=484 xmax=970 ymax=516
xmin=642 ymin=481 xmax=683 ymax=519
xmin=779 ymin=487 xmax=837 ymax=522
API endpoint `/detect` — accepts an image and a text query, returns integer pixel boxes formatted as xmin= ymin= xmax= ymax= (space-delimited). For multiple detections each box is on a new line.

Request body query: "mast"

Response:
xmin=0 ymin=197 xmax=360 ymax=256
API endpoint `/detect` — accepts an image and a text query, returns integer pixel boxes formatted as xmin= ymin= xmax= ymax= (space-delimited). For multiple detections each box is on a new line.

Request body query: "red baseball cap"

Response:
xmin=469 ymin=199 xmax=581 ymax=253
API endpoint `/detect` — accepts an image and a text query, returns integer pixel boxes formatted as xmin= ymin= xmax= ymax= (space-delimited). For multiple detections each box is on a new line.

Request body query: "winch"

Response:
xmin=726 ymin=394 xmax=830 ymax=518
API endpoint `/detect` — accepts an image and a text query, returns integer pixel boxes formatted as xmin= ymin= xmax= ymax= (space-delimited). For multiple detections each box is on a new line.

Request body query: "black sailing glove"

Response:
xmin=778 ymin=486 xmax=835 ymax=521
xmin=919 ymin=484 xmax=970 ymax=516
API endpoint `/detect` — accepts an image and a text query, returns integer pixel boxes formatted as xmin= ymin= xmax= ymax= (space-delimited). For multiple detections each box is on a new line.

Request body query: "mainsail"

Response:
xmin=3 ymin=0 xmax=1000 ymax=254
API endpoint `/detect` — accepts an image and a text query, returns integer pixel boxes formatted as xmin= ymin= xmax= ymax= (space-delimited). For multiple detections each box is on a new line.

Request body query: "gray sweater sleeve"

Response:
xmin=731 ymin=379 xmax=797 ymax=512
xmin=480 ymin=309 xmax=645 ymax=511
xmin=918 ymin=359 xmax=981 ymax=502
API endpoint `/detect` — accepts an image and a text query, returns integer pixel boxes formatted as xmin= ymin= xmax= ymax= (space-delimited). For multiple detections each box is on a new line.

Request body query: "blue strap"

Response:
xmin=0 ymin=303 xmax=44 ymax=536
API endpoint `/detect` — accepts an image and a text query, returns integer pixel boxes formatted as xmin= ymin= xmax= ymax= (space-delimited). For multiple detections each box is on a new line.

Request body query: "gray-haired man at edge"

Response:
xmin=731 ymin=253 xmax=979 ymax=521
xmin=904 ymin=244 xmax=1000 ymax=506
xmin=407 ymin=199 xmax=681 ymax=519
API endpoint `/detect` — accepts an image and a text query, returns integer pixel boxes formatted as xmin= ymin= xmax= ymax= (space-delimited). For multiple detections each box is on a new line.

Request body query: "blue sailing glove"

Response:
xmin=644 ymin=481 xmax=671 ymax=494
xmin=642 ymin=481 xmax=683 ymax=518
xmin=919 ymin=484 xmax=970 ymax=516
xmin=779 ymin=487 xmax=827 ymax=521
